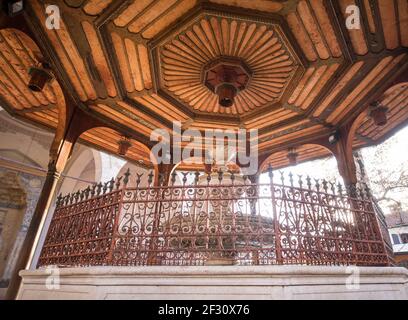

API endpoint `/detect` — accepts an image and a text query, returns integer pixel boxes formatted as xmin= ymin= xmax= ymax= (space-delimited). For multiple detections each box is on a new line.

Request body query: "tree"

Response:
xmin=360 ymin=128 xmax=408 ymax=214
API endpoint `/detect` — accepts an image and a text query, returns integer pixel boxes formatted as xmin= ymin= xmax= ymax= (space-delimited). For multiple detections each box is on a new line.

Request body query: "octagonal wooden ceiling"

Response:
xmin=152 ymin=10 xmax=303 ymax=116
xmin=0 ymin=0 xmax=407 ymax=170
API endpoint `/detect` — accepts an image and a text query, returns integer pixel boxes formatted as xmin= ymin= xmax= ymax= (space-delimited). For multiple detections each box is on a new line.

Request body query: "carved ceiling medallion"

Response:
xmin=150 ymin=9 xmax=304 ymax=117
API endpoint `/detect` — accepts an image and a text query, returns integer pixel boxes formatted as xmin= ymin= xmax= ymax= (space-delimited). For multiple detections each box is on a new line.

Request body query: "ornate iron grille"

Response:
xmin=37 ymin=168 xmax=391 ymax=267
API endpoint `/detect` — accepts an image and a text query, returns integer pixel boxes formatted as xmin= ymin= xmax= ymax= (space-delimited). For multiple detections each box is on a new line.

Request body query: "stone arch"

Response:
xmin=57 ymin=147 xmax=98 ymax=196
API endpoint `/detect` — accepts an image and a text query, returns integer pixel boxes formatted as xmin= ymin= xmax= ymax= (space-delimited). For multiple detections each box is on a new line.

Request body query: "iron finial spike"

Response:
xmin=103 ymin=182 xmax=108 ymax=194
xmin=267 ymin=164 xmax=274 ymax=180
xmin=306 ymin=175 xmax=311 ymax=189
xmin=64 ymin=195 xmax=69 ymax=206
xmin=337 ymin=182 xmax=343 ymax=194
xmin=314 ymin=179 xmax=320 ymax=190
xmin=194 ymin=171 xmax=200 ymax=184
xmin=289 ymin=172 xmax=294 ymax=186
xmin=91 ymin=184 xmax=96 ymax=197
xmin=115 ymin=176 xmax=122 ymax=190
xmin=148 ymin=171 xmax=154 ymax=186
xmin=322 ymin=179 xmax=328 ymax=192
xmin=136 ymin=173 xmax=143 ymax=187
xmin=97 ymin=182 xmax=102 ymax=195
xmin=218 ymin=169 xmax=223 ymax=183
xmin=56 ymin=194 xmax=62 ymax=207
xmin=230 ymin=170 xmax=235 ymax=183
xmin=75 ymin=190 xmax=80 ymax=203
xmin=123 ymin=168 xmax=131 ymax=186
xmin=182 ymin=172 xmax=188 ymax=185
xmin=330 ymin=181 xmax=335 ymax=195
xmin=109 ymin=178 xmax=115 ymax=192
xmin=85 ymin=186 xmax=90 ymax=199
xmin=171 ymin=171 xmax=177 ymax=185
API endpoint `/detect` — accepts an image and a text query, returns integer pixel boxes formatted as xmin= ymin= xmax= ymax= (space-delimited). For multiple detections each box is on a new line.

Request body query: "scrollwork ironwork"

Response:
xmin=38 ymin=171 xmax=390 ymax=268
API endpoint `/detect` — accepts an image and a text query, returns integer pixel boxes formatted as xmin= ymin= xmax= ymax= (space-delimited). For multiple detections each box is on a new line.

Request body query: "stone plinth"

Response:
xmin=17 ymin=265 xmax=408 ymax=300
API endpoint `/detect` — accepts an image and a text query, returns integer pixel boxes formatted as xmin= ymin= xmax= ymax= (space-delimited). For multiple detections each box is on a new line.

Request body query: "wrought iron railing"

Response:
xmin=37 ymin=168 xmax=391 ymax=267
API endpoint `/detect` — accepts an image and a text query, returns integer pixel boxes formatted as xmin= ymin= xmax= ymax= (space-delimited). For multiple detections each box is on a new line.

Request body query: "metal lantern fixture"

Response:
xmin=369 ymin=101 xmax=389 ymax=126
xmin=216 ymin=83 xmax=237 ymax=108
xmin=117 ymin=136 xmax=132 ymax=156
xmin=287 ymin=147 xmax=298 ymax=165
xmin=5 ymin=0 xmax=24 ymax=17
xmin=28 ymin=63 xmax=54 ymax=92
xmin=204 ymin=58 xmax=251 ymax=108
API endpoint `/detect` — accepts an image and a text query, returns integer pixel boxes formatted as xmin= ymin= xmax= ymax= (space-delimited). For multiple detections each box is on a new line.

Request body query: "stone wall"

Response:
xmin=0 ymin=168 xmax=44 ymax=288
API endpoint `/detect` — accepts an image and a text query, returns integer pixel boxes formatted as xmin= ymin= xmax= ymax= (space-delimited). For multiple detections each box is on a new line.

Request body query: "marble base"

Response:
xmin=17 ymin=265 xmax=408 ymax=300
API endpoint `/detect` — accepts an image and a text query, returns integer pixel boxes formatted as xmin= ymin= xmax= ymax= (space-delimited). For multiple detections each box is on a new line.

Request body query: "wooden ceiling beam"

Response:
xmin=358 ymin=0 xmax=386 ymax=54
xmin=16 ymin=104 xmax=57 ymax=114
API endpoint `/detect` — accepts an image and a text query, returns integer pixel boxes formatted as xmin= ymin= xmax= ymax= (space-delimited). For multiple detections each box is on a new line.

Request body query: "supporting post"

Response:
xmin=332 ymin=128 xmax=358 ymax=190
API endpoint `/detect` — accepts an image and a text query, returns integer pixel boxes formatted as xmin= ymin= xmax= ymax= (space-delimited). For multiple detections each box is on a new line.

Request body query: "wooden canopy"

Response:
xmin=0 ymin=0 xmax=407 ymax=170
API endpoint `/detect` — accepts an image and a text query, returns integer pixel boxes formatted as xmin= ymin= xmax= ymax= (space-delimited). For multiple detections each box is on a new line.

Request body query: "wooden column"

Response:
xmin=333 ymin=132 xmax=358 ymax=192
xmin=314 ymin=126 xmax=358 ymax=193
xmin=5 ymin=107 xmax=100 ymax=299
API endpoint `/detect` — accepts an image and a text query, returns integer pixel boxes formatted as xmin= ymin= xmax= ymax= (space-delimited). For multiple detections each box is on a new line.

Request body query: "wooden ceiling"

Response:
xmin=260 ymin=143 xmax=333 ymax=171
xmin=154 ymin=12 xmax=302 ymax=116
xmin=0 ymin=0 xmax=407 ymax=170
